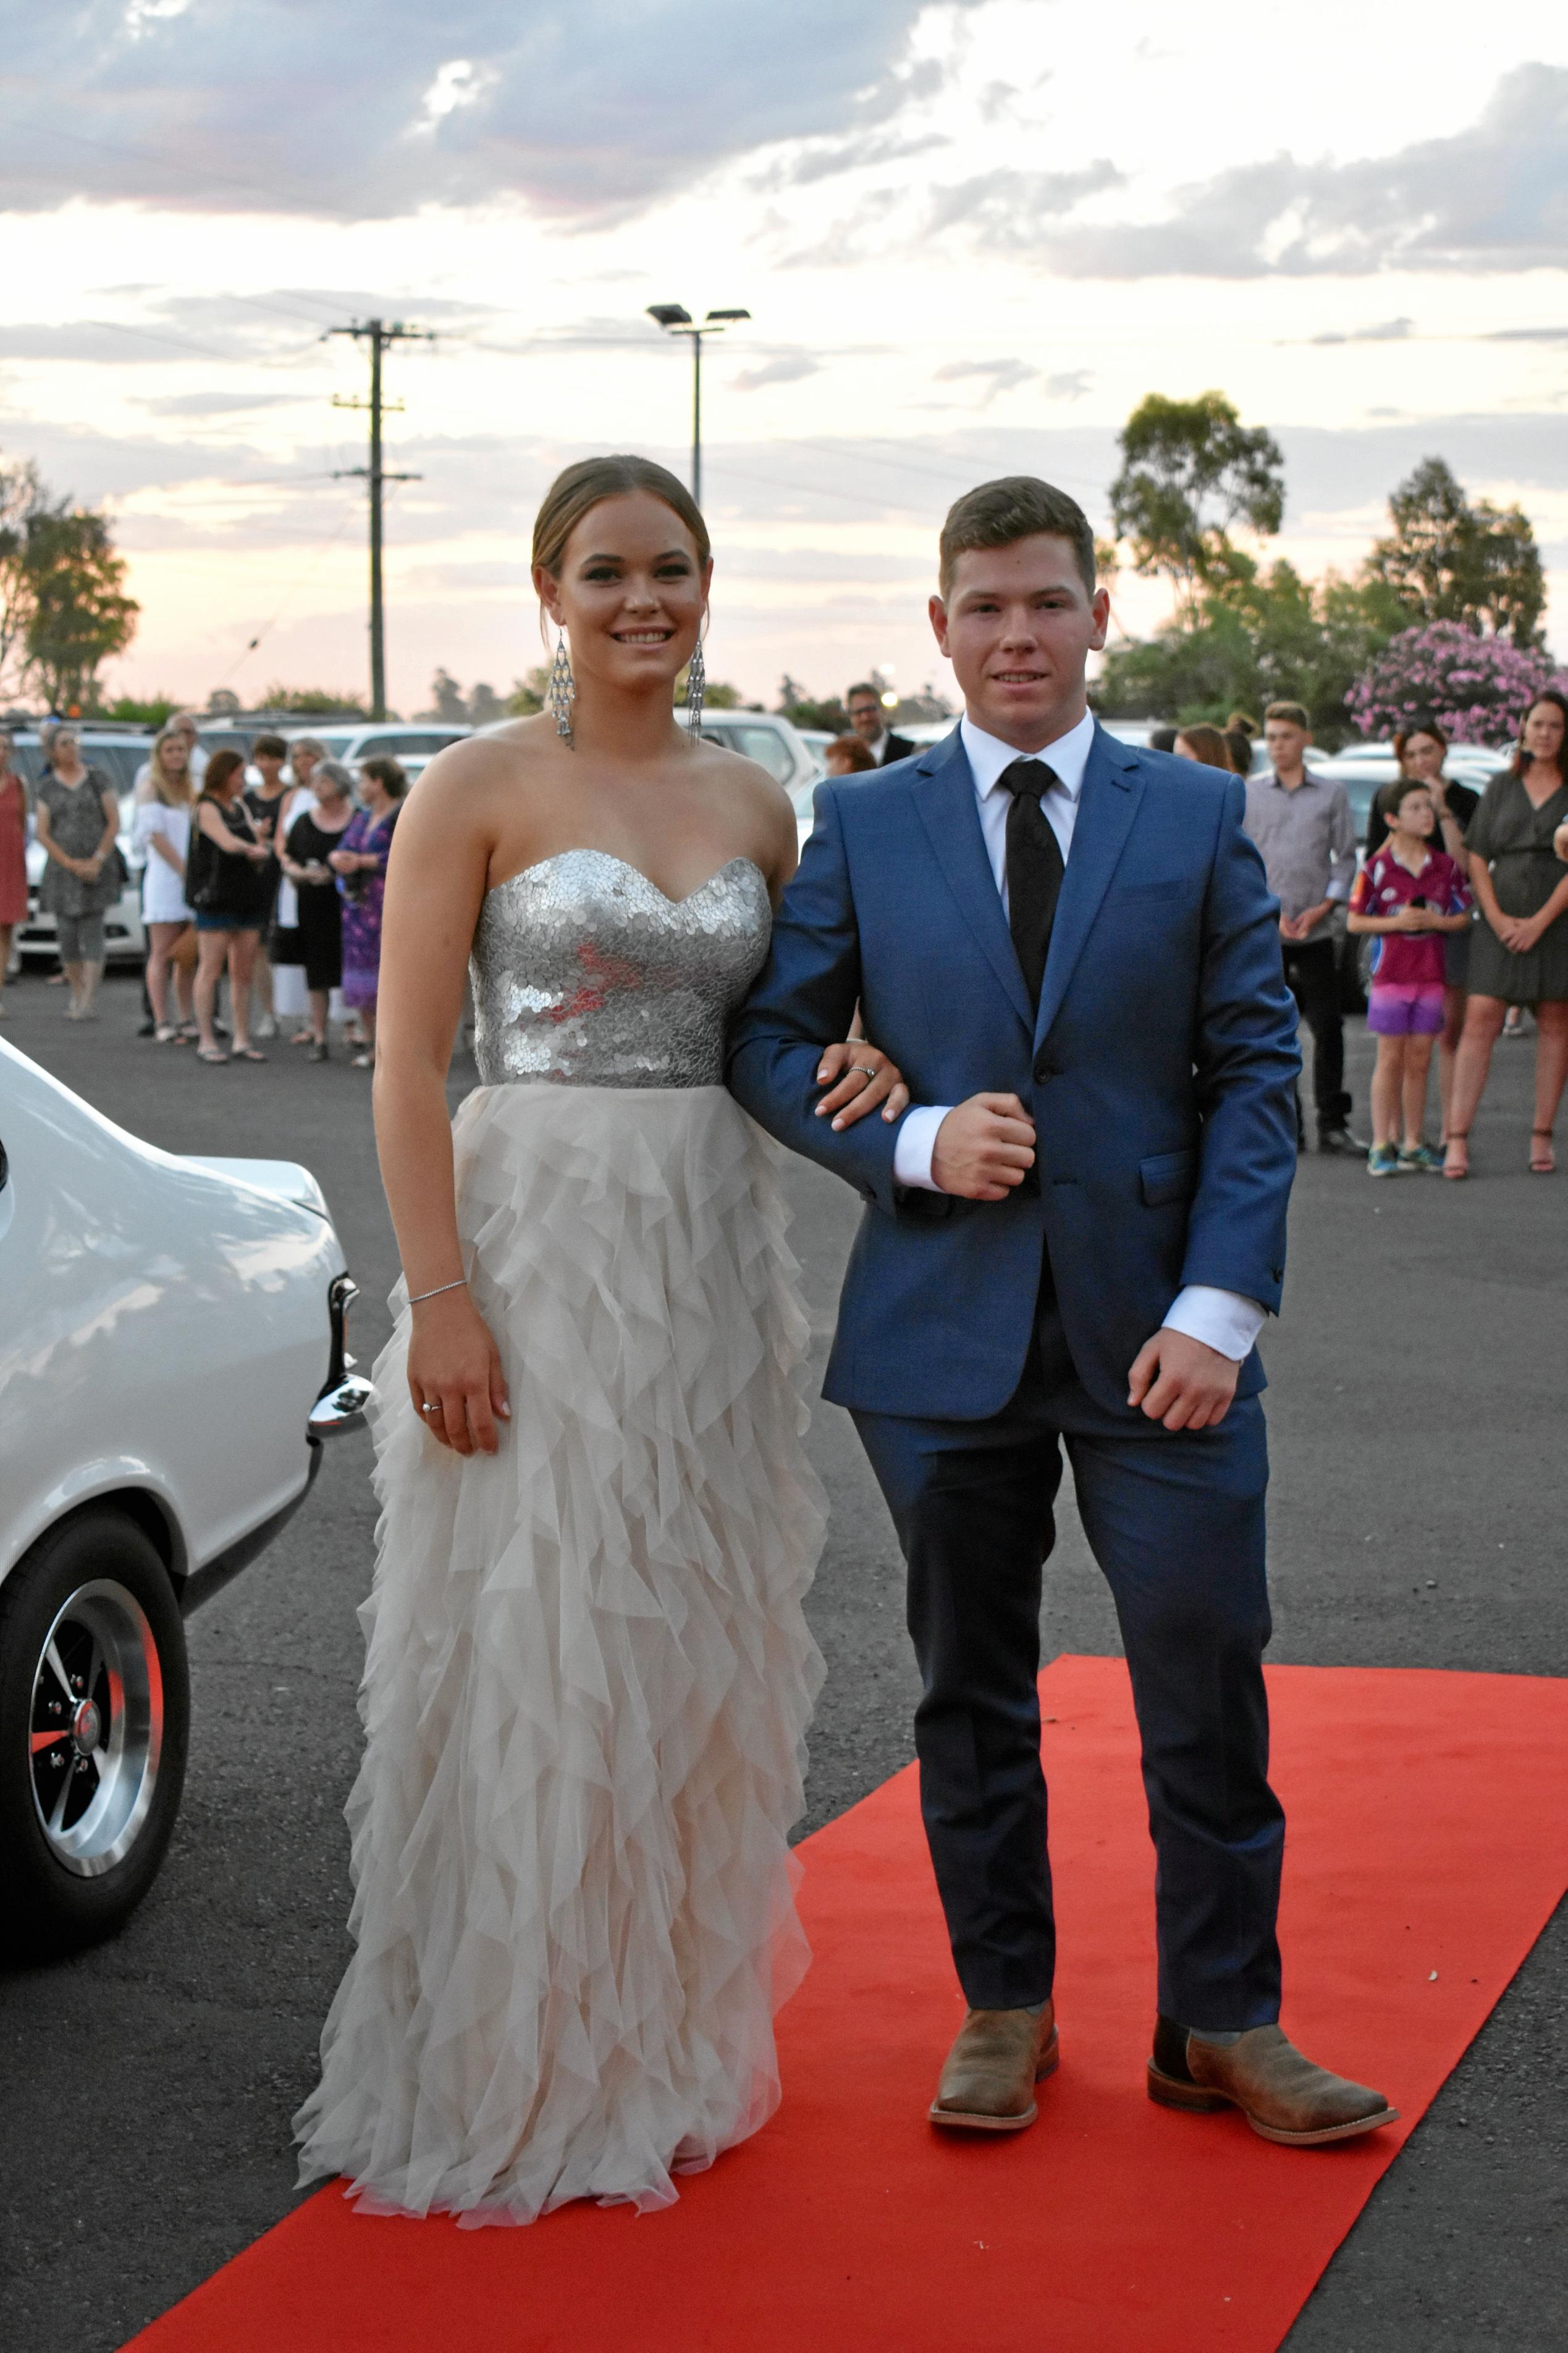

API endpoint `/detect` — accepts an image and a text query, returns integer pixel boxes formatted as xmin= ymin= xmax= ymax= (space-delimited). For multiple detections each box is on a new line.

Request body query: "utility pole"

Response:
xmin=646 ymin=306 xmax=751 ymax=508
xmin=327 ymin=317 xmax=432 ymax=719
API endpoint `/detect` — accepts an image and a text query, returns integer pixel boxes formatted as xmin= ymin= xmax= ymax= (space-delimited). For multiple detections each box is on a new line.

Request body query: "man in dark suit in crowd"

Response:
xmin=847 ymin=681 xmax=917 ymax=767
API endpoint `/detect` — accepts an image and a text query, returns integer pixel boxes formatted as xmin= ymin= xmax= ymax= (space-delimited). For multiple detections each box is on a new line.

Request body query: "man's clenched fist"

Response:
xmin=931 ymin=1092 xmax=1036 ymax=1201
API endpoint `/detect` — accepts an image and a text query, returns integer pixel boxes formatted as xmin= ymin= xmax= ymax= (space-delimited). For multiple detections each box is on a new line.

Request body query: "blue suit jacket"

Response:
xmin=727 ymin=722 xmax=1300 ymax=1423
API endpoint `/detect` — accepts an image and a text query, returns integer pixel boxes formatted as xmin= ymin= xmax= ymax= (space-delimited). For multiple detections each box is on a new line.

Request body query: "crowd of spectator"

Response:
xmin=1188 ymin=690 xmax=1568 ymax=1178
xmin=6 ymin=677 xmax=1568 ymax=1182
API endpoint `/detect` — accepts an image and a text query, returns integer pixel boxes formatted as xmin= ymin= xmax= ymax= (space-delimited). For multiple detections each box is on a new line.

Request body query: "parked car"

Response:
xmin=271 ymin=720 xmax=471 ymax=784
xmin=7 ymin=729 xmax=157 ymax=969
xmin=0 ymin=1039 xmax=369 ymax=1958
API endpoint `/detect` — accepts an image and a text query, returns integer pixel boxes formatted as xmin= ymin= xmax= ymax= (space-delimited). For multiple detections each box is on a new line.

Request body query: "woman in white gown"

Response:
xmin=293 ymin=455 xmax=908 ymax=2224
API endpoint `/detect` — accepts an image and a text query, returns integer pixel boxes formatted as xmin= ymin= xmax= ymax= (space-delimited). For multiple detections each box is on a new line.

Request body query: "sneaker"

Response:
xmin=253 ymin=1013 xmax=279 ymax=1039
xmin=1367 ymin=1144 xmax=1401 ymax=1178
xmin=1397 ymin=1143 xmax=1444 ymax=1174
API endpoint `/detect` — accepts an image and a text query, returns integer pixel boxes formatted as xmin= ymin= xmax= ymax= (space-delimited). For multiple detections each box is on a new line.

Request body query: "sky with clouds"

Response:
xmin=2 ymin=0 xmax=1566 ymax=714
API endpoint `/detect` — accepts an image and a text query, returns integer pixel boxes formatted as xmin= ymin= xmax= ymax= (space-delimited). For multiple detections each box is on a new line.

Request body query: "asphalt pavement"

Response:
xmin=1 ymin=969 xmax=1564 ymax=2351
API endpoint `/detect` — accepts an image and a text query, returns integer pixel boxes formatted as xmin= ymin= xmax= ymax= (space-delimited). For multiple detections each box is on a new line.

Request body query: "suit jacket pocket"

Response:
xmin=1140 ymin=1148 xmax=1197 ymax=1207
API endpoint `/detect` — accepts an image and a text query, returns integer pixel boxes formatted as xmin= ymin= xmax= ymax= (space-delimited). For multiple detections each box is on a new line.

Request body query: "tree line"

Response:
xmin=1096 ymin=392 xmax=1548 ymax=745
xmin=0 ymin=455 xmax=138 ymax=712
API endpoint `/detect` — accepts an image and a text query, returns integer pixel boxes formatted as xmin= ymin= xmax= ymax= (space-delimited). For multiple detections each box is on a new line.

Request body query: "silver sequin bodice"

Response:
xmin=469 ymin=851 xmax=772 ymax=1089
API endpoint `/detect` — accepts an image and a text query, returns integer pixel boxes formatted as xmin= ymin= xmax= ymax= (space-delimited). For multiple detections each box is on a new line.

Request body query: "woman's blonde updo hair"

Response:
xmin=149 ymin=727 xmax=195 ymax=805
xmin=531 ymin=454 xmax=710 ymax=580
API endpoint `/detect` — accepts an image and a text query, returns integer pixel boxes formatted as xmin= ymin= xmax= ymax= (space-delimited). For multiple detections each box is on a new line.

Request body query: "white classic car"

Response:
xmin=0 ymin=1039 xmax=370 ymax=1956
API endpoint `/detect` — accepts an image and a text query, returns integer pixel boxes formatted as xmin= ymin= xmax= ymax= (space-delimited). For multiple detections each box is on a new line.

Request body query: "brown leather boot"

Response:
xmin=929 ymin=2003 xmax=1058 ymax=2132
xmin=1147 ymin=2015 xmax=1397 ymax=2146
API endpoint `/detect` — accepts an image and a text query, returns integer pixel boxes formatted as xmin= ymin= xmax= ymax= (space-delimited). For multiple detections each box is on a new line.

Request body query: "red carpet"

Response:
xmin=127 ymin=1658 xmax=1568 ymax=2353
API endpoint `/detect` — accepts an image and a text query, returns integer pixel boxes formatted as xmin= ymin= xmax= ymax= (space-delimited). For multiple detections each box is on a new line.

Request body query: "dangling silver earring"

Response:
xmin=548 ymin=628 xmax=575 ymax=744
xmin=685 ymin=627 xmax=707 ymax=740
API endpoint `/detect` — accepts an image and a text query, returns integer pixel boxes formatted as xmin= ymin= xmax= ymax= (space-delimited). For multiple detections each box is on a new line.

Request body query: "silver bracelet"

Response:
xmin=408 ymin=1276 xmax=467 ymax=1305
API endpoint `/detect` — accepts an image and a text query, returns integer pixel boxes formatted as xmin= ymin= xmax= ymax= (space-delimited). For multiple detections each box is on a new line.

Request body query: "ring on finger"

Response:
xmin=852 ymin=1065 xmax=877 ymax=1078
xmin=420 ymin=1400 xmax=440 ymax=1416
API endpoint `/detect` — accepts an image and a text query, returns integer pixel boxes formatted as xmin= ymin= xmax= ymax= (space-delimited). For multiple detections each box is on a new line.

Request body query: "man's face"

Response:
xmin=1265 ymin=720 xmax=1310 ymax=772
xmin=929 ymin=534 xmax=1108 ymax=743
xmin=847 ymin=694 xmax=882 ymax=743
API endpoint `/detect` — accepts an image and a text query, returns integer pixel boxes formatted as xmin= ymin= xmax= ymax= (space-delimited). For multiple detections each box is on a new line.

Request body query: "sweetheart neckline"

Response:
xmin=484 ymin=849 xmax=766 ymax=910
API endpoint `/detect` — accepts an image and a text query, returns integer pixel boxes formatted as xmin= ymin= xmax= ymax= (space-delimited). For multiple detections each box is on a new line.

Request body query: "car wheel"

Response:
xmin=0 ymin=1510 xmax=190 ymax=1961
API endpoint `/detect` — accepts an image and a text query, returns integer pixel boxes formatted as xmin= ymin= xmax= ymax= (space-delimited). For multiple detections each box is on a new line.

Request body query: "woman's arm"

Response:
xmin=196 ymin=799 xmax=270 ymax=860
xmin=34 ymin=801 xmax=80 ymax=874
xmin=90 ymin=787 xmax=119 ymax=867
xmin=373 ymin=754 xmax=509 ymax=1456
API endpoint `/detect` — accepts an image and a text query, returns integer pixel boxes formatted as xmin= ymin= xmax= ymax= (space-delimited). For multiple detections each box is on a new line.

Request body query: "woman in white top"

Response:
xmin=132 ymin=728 xmax=197 ymax=1041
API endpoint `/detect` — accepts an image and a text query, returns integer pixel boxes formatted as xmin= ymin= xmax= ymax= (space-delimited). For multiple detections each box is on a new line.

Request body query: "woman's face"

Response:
xmin=824 ymin=746 xmax=854 ymax=776
xmin=1523 ymin=700 xmax=1566 ymax=765
xmin=1402 ymin=731 xmax=1444 ymax=782
xmin=535 ymin=490 xmax=709 ymax=699
xmin=315 ymin=768 xmax=347 ymax=808
xmin=293 ymin=745 xmax=319 ymax=787
xmin=160 ymin=737 xmax=190 ymax=780
xmin=53 ymin=732 xmax=81 ymax=769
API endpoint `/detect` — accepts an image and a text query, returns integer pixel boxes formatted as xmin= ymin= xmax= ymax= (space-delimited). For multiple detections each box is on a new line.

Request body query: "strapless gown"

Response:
xmin=294 ymin=852 xmax=826 ymax=2224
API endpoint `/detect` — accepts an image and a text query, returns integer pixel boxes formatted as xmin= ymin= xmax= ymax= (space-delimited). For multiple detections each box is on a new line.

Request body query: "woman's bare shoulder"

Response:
xmin=397 ymin=720 xmax=555 ymax=830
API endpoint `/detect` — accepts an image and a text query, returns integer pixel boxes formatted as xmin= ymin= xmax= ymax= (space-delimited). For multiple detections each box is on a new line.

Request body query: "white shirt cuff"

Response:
xmin=1325 ymin=879 xmax=1351 ymax=903
xmin=1161 ymin=1286 xmax=1266 ymax=1362
xmin=893 ymin=1104 xmax=953 ymax=1191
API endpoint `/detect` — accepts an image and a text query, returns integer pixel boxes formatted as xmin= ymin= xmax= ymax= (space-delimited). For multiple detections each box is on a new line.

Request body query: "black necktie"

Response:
xmin=997 ymin=758 xmax=1065 ymax=1009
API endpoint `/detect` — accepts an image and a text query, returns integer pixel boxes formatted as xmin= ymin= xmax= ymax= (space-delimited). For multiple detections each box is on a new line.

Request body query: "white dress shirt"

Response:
xmin=890 ymin=709 xmax=1265 ymax=1364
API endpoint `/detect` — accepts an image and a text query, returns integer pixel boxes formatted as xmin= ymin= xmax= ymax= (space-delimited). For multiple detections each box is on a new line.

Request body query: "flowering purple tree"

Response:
xmin=1348 ymin=622 xmax=1568 ymax=745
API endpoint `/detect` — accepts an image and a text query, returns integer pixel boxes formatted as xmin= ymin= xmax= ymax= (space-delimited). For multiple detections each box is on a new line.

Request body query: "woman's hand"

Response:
xmin=406 ymin=1289 xmax=510 ymax=1456
xmin=1496 ymin=911 xmax=1541 ymax=953
xmin=1554 ymin=822 xmax=1568 ymax=866
xmin=814 ymin=1040 xmax=911 ymax=1131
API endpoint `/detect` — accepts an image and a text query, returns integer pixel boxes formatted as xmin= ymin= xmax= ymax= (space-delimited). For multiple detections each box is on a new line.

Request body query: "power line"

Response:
xmin=325 ymin=318 xmax=434 ymax=719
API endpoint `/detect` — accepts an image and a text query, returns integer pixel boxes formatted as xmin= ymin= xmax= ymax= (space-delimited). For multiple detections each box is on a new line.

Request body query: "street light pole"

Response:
xmin=646 ymin=305 xmax=751 ymax=509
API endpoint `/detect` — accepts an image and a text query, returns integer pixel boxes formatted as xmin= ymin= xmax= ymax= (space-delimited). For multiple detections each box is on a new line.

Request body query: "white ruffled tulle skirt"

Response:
xmin=293 ymin=1083 xmax=827 ymax=2224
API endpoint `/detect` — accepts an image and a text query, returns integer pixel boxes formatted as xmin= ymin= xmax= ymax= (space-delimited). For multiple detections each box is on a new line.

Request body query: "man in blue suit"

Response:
xmin=729 ymin=477 xmax=1395 ymax=2149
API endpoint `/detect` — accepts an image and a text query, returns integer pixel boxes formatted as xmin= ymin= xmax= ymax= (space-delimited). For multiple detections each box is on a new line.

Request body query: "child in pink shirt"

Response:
xmin=1348 ymin=780 xmax=1472 ymax=1175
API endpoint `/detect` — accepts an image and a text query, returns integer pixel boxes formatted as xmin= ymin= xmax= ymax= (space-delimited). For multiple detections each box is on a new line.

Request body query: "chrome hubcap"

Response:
xmin=29 ymin=1579 xmax=163 ymax=1877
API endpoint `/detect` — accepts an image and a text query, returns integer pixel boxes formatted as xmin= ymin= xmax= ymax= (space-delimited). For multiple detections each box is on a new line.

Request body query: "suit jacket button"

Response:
xmin=1034 ymin=1057 xmax=1059 ymax=1082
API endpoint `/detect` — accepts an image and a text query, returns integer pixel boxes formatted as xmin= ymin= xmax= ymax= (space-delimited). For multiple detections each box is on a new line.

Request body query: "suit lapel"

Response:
xmin=910 ymin=734 xmax=1033 ymax=1033
xmin=1035 ymin=729 xmax=1142 ymax=1046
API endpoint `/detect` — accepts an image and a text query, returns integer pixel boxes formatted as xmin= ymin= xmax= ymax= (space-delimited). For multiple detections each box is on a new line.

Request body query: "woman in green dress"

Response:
xmin=1444 ymin=691 xmax=1568 ymax=1178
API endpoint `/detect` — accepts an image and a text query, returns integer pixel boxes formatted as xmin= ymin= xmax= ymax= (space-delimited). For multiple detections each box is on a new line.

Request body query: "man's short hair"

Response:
xmin=1376 ymin=776 xmax=1432 ymax=822
xmin=1263 ymin=701 xmax=1310 ymax=730
xmin=938 ymin=476 xmax=1096 ymax=600
xmin=845 ymin=682 xmax=880 ymax=706
xmin=252 ymin=732 xmax=287 ymax=759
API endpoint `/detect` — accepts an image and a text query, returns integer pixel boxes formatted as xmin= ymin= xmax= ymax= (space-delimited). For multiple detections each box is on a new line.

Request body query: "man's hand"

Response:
xmin=1127 ymin=1328 xmax=1239 ymax=1432
xmin=930 ymin=1093 xmax=1035 ymax=1201
xmin=1281 ymin=900 xmax=1333 ymax=943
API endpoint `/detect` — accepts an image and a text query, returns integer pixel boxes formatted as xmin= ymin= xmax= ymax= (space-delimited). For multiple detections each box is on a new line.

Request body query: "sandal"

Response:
xmin=351 ymin=1050 xmax=374 ymax=1069
xmin=1530 ymin=1128 xmax=1556 ymax=1174
xmin=1442 ymin=1134 xmax=1469 ymax=1181
xmin=196 ymin=1046 xmax=228 ymax=1064
xmin=154 ymin=1024 xmax=181 ymax=1044
xmin=231 ymin=1045 xmax=268 ymax=1062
